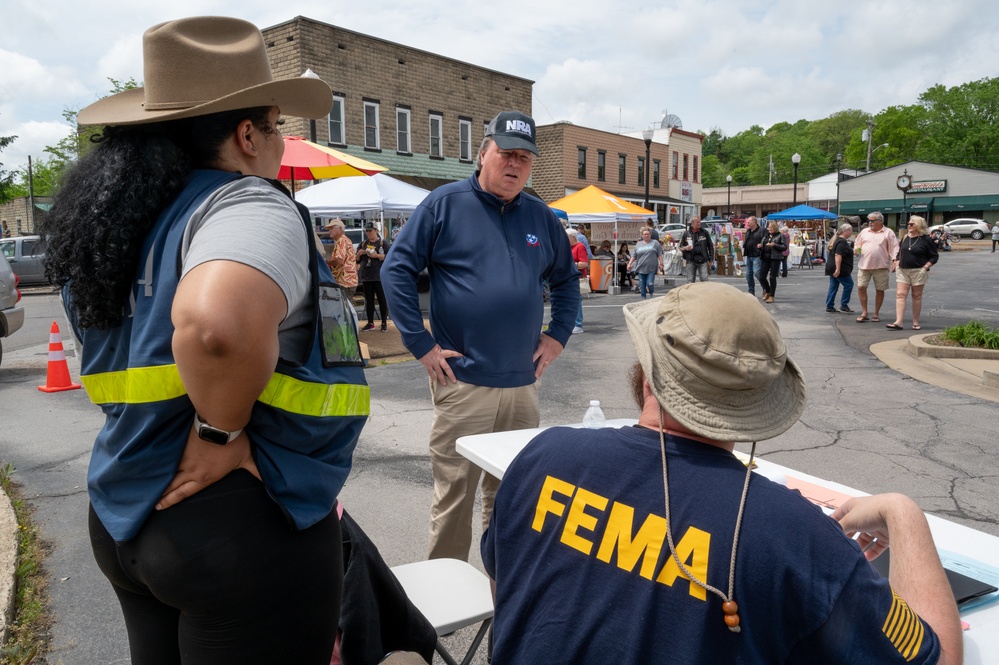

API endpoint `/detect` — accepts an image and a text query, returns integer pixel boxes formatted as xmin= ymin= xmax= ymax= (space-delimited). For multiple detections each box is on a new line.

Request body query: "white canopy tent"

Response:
xmin=296 ymin=173 xmax=431 ymax=227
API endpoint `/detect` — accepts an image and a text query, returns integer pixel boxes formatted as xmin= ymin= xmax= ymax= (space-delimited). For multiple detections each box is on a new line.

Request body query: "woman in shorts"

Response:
xmin=887 ymin=216 xmax=939 ymax=331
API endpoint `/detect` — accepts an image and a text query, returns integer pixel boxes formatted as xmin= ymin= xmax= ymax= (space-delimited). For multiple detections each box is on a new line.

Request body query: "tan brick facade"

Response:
xmin=0 ymin=197 xmax=47 ymax=237
xmin=262 ymin=17 xmax=533 ymax=184
xmin=535 ymin=124 xmax=703 ymax=223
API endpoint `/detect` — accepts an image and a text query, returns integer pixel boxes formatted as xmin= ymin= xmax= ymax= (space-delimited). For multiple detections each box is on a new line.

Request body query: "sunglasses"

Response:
xmin=906 ymin=223 xmax=915 ymax=226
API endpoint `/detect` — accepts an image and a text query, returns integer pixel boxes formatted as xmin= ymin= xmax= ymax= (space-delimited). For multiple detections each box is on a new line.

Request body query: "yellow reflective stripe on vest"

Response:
xmin=258 ymin=373 xmax=370 ymax=417
xmin=81 ymin=365 xmax=187 ymax=404
xmin=82 ymin=364 xmax=370 ymax=417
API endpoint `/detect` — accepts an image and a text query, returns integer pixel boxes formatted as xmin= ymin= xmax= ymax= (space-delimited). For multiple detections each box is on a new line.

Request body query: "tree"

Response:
xmin=807 ymin=109 xmax=871 ymax=171
xmin=0 ymin=121 xmax=16 ymax=205
xmin=917 ymin=78 xmax=999 ymax=170
xmin=7 ymin=78 xmax=141 ymax=200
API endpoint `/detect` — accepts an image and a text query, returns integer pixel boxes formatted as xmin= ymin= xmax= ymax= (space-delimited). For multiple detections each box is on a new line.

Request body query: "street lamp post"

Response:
xmin=302 ymin=68 xmax=321 ymax=142
xmin=791 ymin=152 xmax=801 ymax=205
xmin=835 ymin=153 xmax=842 ymax=217
xmin=642 ymin=128 xmax=654 ymax=211
xmin=726 ymin=174 xmax=732 ymax=216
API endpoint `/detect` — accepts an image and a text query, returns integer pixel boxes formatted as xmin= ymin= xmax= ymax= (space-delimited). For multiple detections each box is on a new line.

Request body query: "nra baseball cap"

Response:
xmin=485 ymin=111 xmax=538 ymax=155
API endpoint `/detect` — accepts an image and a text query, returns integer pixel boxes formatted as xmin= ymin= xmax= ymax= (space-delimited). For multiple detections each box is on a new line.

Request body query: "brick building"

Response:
xmin=262 ymin=16 xmax=533 ymax=189
xmin=0 ymin=196 xmax=48 ymax=237
xmin=535 ymin=123 xmax=702 ymax=223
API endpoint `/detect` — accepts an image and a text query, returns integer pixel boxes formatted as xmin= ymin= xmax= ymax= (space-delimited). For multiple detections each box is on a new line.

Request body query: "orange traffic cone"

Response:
xmin=38 ymin=321 xmax=82 ymax=393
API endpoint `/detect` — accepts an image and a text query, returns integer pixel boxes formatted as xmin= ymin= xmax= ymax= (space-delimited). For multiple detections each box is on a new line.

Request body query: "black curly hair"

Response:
xmin=40 ymin=106 xmax=275 ymax=330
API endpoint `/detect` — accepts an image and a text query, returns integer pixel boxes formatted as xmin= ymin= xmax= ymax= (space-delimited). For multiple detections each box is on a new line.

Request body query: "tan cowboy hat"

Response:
xmin=78 ymin=16 xmax=332 ymax=127
xmin=623 ymin=282 xmax=806 ymax=442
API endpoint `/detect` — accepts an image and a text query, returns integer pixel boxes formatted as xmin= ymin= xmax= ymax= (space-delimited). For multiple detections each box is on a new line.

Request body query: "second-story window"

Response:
xmin=459 ymin=118 xmax=472 ymax=161
xmin=396 ymin=107 xmax=411 ymax=154
xmin=429 ymin=113 xmax=443 ymax=158
xmin=653 ymin=160 xmax=661 ymax=188
xmin=693 ymin=156 xmax=699 ymax=183
xmin=672 ymin=152 xmax=679 ymax=179
xmin=328 ymin=95 xmax=345 ymax=145
xmin=364 ymin=100 xmax=380 ymax=149
xmin=618 ymin=154 xmax=626 ymax=184
xmin=597 ymin=150 xmax=606 ymax=181
xmin=683 ymin=154 xmax=689 ymax=180
xmin=638 ymin=157 xmax=646 ymax=186
xmin=578 ymin=148 xmax=587 ymax=179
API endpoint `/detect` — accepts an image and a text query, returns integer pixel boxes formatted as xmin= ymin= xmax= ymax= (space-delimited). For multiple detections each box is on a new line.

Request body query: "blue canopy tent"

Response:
xmin=765 ymin=204 xmax=838 ymax=221
xmin=766 ymin=204 xmax=839 ymax=267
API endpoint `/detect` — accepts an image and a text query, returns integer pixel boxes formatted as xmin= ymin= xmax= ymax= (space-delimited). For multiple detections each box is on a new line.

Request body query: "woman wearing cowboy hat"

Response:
xmin=41 ymin=17 xmax=367 ymax=663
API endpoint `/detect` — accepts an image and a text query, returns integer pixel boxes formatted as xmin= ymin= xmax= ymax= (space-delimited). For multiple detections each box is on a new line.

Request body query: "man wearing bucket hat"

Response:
xmin=483 ymin=282 xmax=961 ymax=664
xmin=41 ymin=17 xmax=368 ymax=663
xmin=383 ymin=110 xmax=580 ymax=561
xmin=324 ymin=217 xmax=358 ymax=298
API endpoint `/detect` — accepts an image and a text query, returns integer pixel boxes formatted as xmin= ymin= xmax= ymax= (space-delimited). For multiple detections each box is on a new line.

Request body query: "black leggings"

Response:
xmin=759 ymin=258 xmax=781 ymax=296
xmin=90 ymin=470 xmax=343 ymax=665
xmin=362 ymin=280 xmax=388 ymax=325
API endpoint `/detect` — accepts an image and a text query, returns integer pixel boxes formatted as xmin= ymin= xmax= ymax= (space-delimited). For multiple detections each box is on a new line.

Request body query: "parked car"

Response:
xmin=928 ymin=218 xmax=991 ymax=240
xmin=1 ymin=251 xmax=26 ymax=367
xmin=657 ymin=223 xmax=687 ymax=239
xmin=0 ymin=235 xmax=49 ymax=286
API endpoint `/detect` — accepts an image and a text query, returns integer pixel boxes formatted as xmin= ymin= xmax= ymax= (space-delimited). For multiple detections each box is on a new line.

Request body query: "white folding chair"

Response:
xmin=390 ymin=558 xmax=494 ymax=665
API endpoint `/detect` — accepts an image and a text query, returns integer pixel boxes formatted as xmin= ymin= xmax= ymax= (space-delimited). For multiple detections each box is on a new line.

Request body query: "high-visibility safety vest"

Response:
xmin=72 ymin=170 xmax=369 ymax=542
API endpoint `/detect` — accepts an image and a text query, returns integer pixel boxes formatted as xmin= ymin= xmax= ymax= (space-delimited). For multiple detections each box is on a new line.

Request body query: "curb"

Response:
xmin=906 ymin=333 xmax=999 ymax=360
xmin=0 ymin=489 xmax=18 ymax=648
xmin=871 ymin=336 xmax=999 ymax=405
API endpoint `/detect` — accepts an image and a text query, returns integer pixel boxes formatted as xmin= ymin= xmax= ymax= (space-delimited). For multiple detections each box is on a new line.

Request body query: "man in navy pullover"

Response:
xmin=383 ymin=110 xmax=580 ymax=560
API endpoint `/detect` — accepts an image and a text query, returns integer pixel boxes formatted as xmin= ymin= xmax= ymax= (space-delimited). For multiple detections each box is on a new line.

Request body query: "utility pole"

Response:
xmin=28 ymin=156 xmax=35 ymax=230
xmin=864 ymin=119 xmax=875 ymax=173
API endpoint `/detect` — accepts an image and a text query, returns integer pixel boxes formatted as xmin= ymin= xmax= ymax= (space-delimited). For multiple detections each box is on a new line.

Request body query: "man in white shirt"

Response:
xmin=853 ymin=212 xmax=900 ymax=323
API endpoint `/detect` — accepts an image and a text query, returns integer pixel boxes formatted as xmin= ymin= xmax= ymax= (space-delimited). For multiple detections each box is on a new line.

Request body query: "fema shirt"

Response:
xmin=483 ymin=425 xmax=940 ymax=664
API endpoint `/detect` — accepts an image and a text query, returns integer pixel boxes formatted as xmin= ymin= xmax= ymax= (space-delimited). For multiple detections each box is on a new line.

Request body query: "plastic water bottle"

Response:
xmin=583 ymin=400 xmax=606 ymax=429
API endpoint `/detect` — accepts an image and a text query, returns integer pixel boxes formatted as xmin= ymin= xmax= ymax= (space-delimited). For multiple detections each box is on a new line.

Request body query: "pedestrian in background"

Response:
xmin=741 ymin=216 xmax=765 ymax=297
xmin=325 ymin=218 xmax=358 ymax=298
xmin=575 ymin=223 xmax=594 ymax=259
xmin=357 ymin=222 xmax=390 ymax=331
xmin=680 ymin=216 xmax=713 ymax=283
xmin=758 ymin=220 xmax=787 ymax=303
xmin=568 ymin=228 xmax=588 ymax=334
xmin=825 ymin=223 xmax=855 ymax=313
xmin=887 ymin=216 xmax=939 ymax=331
xmin=628 ymin=227 xmax=664 ymax=299
xmin=991 ymin=221 xmax=999 ymax=253
xmin=39 ymin=16 xmax=367 ymax=663
xmin=853 ymin=211 xmax=899 ymax=323
xmin=381 ymin=110 xmax=580 ymax=562
xmin=779 ymin=224 xmax=791 ymax=277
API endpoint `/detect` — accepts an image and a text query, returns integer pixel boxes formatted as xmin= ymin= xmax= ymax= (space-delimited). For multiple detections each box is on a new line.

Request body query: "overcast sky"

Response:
xmin=3 ymin=0 xmax=998 ymax=175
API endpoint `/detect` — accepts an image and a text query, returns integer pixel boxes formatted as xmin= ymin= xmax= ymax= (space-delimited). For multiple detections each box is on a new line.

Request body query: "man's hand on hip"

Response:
xmin=419 ymin=344 xmax=463 ymax=385
xmin=533 ymin=333 xmax=565 ymax=379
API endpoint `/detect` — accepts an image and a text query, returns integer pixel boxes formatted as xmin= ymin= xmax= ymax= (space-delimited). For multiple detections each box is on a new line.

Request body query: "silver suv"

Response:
xmin=1 ymin=250 xmax=26 ymax=366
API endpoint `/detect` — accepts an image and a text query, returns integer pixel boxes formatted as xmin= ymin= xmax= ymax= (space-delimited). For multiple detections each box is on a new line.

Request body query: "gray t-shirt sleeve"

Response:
xmin=180 ymin=178 xmax=310 ymax=323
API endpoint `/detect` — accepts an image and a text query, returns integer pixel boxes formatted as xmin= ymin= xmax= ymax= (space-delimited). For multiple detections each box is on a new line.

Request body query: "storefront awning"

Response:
xmin=838 ymin=199 xmax=898 ymax=215
xmin=930 ymin=194 xmax=999 ymax=212
xmin=906 ymin=197 xmax=934 ymax=212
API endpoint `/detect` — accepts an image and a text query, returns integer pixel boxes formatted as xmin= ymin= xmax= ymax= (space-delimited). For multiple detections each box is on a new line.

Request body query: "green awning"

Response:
xmin=930 ymin=194 xmax=999 ymax=212
xmin=838 ymin=199 xmax=899 ymax=215
xmin=906 ymin=197 xmax=934 ymax=212
xmin=838 ymin=197 xmax=934 ymax=215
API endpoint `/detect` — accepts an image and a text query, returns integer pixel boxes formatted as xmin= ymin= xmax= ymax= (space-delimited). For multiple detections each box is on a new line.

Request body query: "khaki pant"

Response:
xmin=426 ymin=380 xmax=539 ymax=561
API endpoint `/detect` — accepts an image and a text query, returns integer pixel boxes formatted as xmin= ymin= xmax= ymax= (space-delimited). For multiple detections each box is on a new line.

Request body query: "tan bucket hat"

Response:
xmin=78 ymin=16 xmax=332 ymax=127
xmin=623 ymin=282 xmax=806 ymax=442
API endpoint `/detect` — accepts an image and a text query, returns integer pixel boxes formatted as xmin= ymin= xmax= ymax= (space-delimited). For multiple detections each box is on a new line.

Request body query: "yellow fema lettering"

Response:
xmin=532 ymin=474 xmax=711 ymax=600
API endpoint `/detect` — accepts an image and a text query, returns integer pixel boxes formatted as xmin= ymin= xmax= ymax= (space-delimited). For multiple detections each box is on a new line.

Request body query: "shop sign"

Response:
xmin=681 ymin=180 xmax=692 ymax=201
xmin=909 ymin=180 xmax=946 ymax=194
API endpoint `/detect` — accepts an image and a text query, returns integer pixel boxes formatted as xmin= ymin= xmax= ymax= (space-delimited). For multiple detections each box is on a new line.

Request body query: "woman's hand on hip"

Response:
xmin=156 ymin=429 xmax=260 ymax=511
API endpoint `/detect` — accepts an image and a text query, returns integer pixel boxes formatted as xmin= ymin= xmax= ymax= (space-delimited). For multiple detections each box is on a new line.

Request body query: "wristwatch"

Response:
xmin=194 ymin=413 xmax=243 ymax=445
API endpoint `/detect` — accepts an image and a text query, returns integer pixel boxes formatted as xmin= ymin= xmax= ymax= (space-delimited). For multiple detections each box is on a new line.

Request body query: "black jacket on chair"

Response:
xmin=339 ymin=509 xmax=437 ymax=665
